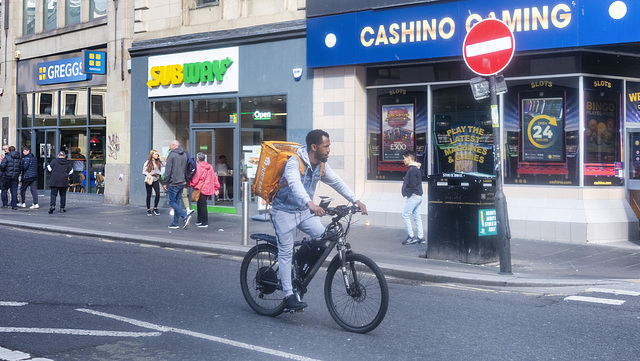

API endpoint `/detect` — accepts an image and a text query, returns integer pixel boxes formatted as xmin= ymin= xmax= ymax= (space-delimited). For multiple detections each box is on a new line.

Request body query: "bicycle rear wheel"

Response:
xmin=324 ymin=253 xmax=389 ymax=333
xmin=240 ymin=244 xmax=285 ymax=316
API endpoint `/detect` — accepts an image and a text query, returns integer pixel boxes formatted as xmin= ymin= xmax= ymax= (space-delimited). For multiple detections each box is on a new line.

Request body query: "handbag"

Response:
xmin=191 ymin=189 xmax=201 ymax=202
xmin=144 ymin=173 xmax=154 ymax=185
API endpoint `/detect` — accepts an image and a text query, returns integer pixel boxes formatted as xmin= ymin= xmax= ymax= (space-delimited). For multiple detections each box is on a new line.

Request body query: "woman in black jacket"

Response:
xmin=19 ymin=146 xmax=39 ymax=208
xmin=47 ymin=151 xmax=73 ymax=213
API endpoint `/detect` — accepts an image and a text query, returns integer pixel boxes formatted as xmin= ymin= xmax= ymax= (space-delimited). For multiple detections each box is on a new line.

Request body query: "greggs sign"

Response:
xmin=308 ymin=0 xmax=640 ymax=67
xmin=147 ymin=47 xmax=238 ymax=97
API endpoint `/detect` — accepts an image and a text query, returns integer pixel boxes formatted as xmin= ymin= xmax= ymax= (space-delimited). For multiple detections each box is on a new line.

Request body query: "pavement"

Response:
xmin=1 ymin=193 xmax=640 ymax=288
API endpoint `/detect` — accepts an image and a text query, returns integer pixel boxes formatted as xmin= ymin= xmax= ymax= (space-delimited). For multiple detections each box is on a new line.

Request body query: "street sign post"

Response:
xmin=464 ymin=18 xmax=514 ymax=274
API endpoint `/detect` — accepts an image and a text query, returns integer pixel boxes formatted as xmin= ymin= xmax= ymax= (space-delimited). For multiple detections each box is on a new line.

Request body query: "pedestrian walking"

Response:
xmin=190 ymin=152 xmax=220 ymax=228
xmin=0 ymin=146 xmax=21 ymax=210
xmin=47 ymin=151 xmax=73 ymax=213
xmin=0 ymin=145 xmax=7 ymax=204
xmin=18 ymin=146 xmax=39 ymax=209
xmin=143 ymin=149 xmax=164 ymax=216
xmin=162 ymin=140 xmax=194 ymax=229
xmin=400 ymin=150 xmax=425 ymax=245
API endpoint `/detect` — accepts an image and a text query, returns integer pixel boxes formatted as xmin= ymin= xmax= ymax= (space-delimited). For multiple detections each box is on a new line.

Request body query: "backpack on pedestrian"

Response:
xmin=184 ymin=151 xmax=198 ymax=182
xmin=252 ymin=141 xmax=324 ymax=203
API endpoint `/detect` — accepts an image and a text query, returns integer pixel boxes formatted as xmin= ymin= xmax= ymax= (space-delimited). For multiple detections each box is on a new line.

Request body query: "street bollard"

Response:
xmin=241 ymin=181 xmax=249 ymax=246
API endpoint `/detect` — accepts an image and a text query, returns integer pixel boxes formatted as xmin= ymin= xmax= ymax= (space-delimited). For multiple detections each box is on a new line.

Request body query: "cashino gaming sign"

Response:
xmin=146 ymin=47 xmax=239 ymax=97
xmin=307 ymin=0 xmax=640 ymax=67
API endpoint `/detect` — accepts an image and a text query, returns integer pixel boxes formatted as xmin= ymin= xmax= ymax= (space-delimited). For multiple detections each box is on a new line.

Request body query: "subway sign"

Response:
xmin=307 ymin=0 xmax=640 ymax=67
xmin=37 ymin=57 xmax=90 ymax=85
xmin=147 ymin=47 xmax=239 ymax=98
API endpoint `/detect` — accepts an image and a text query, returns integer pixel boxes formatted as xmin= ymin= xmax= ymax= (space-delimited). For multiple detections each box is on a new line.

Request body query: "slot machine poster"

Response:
xmin=521 ymin=97 xmax=565 ymax=162
xmin=584 ymin=90 xmax=619 ymax=164
xmin=381 ymin=104 xmax=414 ymax=161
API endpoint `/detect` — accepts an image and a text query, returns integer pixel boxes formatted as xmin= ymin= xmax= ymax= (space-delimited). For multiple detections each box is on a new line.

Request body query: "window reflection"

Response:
xmin=66 ymin=0 xmax=81 ymax=26
xmin=23 ymin=0 xmax=36 ymax=35
xmin=90 ymin=0 xmax=106 ymax=20
xmin=44 ymin=0 xmax=57 ymax=31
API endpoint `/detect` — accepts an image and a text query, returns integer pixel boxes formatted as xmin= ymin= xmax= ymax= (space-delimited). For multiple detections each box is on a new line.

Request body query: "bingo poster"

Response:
xmin=381 ymin=104 xmax=414 ymax=161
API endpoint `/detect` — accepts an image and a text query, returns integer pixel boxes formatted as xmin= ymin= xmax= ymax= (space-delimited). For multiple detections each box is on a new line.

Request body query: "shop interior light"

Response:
xmin=90 ymin=136 xmax=100 ymax=144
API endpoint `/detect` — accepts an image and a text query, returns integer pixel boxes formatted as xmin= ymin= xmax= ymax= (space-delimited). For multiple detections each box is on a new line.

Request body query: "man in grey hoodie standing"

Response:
xmin=163 ymin=140 xmax=194 ymax=229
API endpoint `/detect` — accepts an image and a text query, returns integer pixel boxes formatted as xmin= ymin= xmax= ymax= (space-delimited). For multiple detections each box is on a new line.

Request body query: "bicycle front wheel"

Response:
xmin=324 ymin=253 xmax=389 ymax=333
xmin=240 ymin=244 xmax=285 ymax=317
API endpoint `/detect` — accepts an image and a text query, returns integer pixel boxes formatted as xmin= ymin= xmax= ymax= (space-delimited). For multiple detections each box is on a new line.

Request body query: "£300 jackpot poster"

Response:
xmin=381 ymin=104 xmax=414 ymax=161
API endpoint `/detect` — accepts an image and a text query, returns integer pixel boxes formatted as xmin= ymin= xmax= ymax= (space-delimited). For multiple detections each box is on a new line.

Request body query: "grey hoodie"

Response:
xmin=163 ymin=147 xmax=187 ymax=186
xmin=271 ymin=145 xmax=358 ymax=212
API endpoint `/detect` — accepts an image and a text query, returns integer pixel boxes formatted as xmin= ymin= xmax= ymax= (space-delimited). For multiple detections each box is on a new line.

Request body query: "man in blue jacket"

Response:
xmin=0 ymin=146 xmax=21 ymax=209
xmin=271 ymin=129 xmax=367 ymax=311
xmin=18 ymin=146 xmax=39 ymax=209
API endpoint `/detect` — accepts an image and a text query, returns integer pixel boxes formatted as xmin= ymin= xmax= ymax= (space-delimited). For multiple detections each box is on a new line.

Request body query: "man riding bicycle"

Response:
xmin=271 ymin=129 xmax=368 ymax=311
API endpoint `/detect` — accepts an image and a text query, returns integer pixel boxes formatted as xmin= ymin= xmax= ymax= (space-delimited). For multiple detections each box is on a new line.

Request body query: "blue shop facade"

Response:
xmin=306 ymin=0 xmax=640 ymax=242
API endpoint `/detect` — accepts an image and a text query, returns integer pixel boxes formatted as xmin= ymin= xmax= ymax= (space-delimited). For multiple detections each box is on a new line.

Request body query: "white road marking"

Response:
xmin=0 ymin=346 xmax=53 ymax=361
xmin=0 ymin=327 xmax=161 ymax=338
xmin=0 ymin=302 xmax=28 ymax=307
xmin=564 ymin=296 xmax=626 ymax=305
xmin=585 ymin=288 xmax=640 ymax=296
xmin=465 ymin=37 xmax=512 ymax=57
xmin=77 ymin=308 xmax=321 ymax=361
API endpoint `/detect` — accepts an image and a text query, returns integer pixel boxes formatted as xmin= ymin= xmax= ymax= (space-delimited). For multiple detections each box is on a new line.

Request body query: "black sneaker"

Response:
xmin=402 ymin=236 xmax=418 ymax=245
xmin=283 ymin=295 xmax=307 ymax=311
xmin=48 ymin=207 xmax=55 ymax=214
xmin=168 ymin=224 xmax=179 ymax=229
xmin=147 ymin=210 xmax=152 ymax=216
xmin=60 ymin=208 xmax=66 ymax=213
xmin=416 ymin=237 xmax=426 ymax=244
xmin=153 ymin=209 xmax=160 ymax=216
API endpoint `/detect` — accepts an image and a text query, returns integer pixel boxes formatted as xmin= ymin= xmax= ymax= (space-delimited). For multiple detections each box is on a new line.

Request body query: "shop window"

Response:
xmin=36 ymin=93 xmax=57 ymax=127
xmin=64 ymin=93 xmax=77 ymax=116
xmin=23 ymin=0 xmax=35 ymax=35
xmin=90 ymin=89 xmax=106 ymax=125
xmin=91 ymin=93 xmax=104 ymax=116
xmin=61 ymin=89 xmax=87 ymax=127
xmin=152 ymin=100 xmax=190 ymax=160
xmin=66 ymin=0 xmax=80 ymax=26
xmin=367 ymin=87 xmax=427 ymax=181
xmin=193 ymin=98 xmax=237 ymax=124
xmin=90 ymin=0 xmax=106 ymax=20
xmin=502 ymin=77 xmax=579 ymax=186
xmin=431 ymin=85 xmax=493 ymax=176
xmin=239 ymin=95 xmax=286 ymax=139
xmin=583 ymin=77 xmax=623 ymax=186
xmin=89 ymin=129 xmax=105 ymax=193
xmin=20 ymin=94 xmax=32 ymax=128
xmin=44 ymin=0 xmax=57 ymax=31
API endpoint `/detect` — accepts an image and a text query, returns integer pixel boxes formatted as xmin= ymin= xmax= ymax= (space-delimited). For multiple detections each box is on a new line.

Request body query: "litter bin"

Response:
xmin=427 ymin=172 xmax=499 ymax=264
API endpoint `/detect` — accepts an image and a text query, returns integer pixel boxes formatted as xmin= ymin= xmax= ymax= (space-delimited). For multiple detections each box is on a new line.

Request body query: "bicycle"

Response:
xmin=240 ymin=199 xmax=389 ymax=334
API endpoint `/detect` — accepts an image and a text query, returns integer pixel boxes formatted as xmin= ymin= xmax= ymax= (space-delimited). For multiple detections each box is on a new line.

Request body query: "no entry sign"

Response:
xmin=463 ymin=19 xmax=515 ymax=76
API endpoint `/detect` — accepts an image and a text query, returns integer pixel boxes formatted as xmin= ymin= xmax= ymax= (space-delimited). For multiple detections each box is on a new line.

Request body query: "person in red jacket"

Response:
xmin=190 ymin=152 xmax=220 ymax=228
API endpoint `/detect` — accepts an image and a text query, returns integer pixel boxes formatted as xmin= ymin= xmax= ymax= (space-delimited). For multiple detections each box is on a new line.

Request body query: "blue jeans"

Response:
xmin=402 ymin=194 xmax=424 ymax=239
xmin=167 ymin=185 xmax=187 ymax=226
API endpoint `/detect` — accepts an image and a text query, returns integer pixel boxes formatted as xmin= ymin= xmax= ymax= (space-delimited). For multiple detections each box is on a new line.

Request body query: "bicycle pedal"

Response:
xmin=285 ymin=308 xmax=305 ymax=314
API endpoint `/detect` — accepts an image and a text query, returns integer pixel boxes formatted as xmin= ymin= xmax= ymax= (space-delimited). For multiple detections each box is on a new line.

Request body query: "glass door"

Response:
xmin=194 ymin=128 xmax=235 ymax=208
xmin=35 ymin=129 xmax=58 ymax=190
xmin=627 ymin=131 xmax=640 ymax=219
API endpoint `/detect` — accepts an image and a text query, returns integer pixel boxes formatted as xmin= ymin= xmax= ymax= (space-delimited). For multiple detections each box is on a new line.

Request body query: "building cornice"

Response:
xmin=129 ymin=19 xmax=306 ymax=57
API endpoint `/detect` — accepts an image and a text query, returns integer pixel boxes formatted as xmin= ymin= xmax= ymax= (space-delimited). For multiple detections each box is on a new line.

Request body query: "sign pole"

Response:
xmin=489 ymin=75 xmax=512 ymax=274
